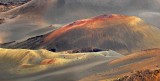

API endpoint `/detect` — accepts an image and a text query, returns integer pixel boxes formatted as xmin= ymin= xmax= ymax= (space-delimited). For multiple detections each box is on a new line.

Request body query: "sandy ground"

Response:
xmin=0 ymin=0 xmax=30 ymax=12
xmin=0 ymin=48 xmax=159 ymax=81
xmin=0 ymin=0 xmax=160 ymax=81
xmin=0 ymin=48 xmax=123 ymax=81
xmin=80 ymin=48 xmax=160 ymax=81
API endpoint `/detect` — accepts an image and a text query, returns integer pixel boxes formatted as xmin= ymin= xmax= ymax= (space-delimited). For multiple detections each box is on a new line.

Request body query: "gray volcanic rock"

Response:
xmin=0 ymin=0 xmax=29 ymax=4
xmin=1 ymin=35 xmax=45 ymax=49
xmin=66 ymin=47 xmax=107 ymax=53
xmin=0 ymin=0 xmax=30 ymax=12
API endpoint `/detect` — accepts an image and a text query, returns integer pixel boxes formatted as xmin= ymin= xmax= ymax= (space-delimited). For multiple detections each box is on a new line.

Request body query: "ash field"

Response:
xmin=0 ymin=0 xmax=160 ymax=81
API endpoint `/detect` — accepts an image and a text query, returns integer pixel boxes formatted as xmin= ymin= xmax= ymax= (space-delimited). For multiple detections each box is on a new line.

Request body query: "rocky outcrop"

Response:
xmin=0 ymin=0 xmax=30 ymax=12
xmin=115 ymin=69 xmax=160 ymax=81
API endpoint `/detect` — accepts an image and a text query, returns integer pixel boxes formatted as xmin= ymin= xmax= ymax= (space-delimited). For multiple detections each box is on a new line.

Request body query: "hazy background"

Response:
xmin=0 ymin=0 xmax=160 ymax=43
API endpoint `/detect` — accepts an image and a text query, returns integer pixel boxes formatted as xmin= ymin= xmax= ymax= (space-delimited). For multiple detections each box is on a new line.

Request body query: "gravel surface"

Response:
xmin=0 ymin=0 xmax=30 ymax=12
xmin=0 ymin=0 xmax=29 ymax=4
xmin=114 ymin=69 xmax=160 ymax=81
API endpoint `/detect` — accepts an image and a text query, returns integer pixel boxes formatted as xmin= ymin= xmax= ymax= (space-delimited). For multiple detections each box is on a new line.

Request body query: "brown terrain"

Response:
xmin=0 ymin=0 xmax=31 ymax=24
xmin=0 ymin=0 xmax=160 ymax=44
xmin=114 ymin=69 xmax=160 ymax=81
xmin=1 ymin=13 xmax=160 ymax=80
xmin=2 ymin=14 xmax=160 ymax=55
xmin=0 ymin=0 xmax=160 ymax=81
xmin=0 ymin=4 xmax=21 ymax=12
xmin=1 ymin=47 xmax=160 ymax=81
xmin=79 ymin=48 xmax=160 ymax=81
xmin=0 ymin=0 xmax=31 ymax=12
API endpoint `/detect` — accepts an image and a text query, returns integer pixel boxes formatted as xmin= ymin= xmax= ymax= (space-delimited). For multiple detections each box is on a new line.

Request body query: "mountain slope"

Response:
xmin=1 ymin=0 xmax=160 ymax=43
xmin=0 ymin=48 xmax=160 ymax=81
xmin=42 ymin=14 xmax=160 ymax=54
xmin=0 ymin=48 xmax=122 ymax=81
xmin=80 ymin=48 xmax=160 ymax=81
xmin=2 ymin=14 xmax=160 ymax=54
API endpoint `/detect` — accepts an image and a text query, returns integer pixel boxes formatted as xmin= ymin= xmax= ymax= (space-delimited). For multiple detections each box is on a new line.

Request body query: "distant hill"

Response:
xmin=0 ymin=0 xmax=160 ymax=44
xmin=0 ymin=0 xmax=30 ymax=12
xmin=2 ymin=14 xmax=160 ymax=54
xmin=0 ymin=0 xmax=29 ymax=4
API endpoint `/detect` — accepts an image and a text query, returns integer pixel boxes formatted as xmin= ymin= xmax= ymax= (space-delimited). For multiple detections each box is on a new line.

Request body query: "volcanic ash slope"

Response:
xmin=1 ymin=0 xmax=160 ymax=43
xmin=0 ymin=48 xmax=160 ymax=81
xmin=80 ymin=48 xmax=160 ymax=81
xmin=0 ymin=48 xmax=122 ymax=81
xmin=6 ymin=14 xmax=160 ymax=54
xmin=0 ymin=0 xmax=61 ymax=43
xmin=43 ymin=14 xmax=160 ymax=54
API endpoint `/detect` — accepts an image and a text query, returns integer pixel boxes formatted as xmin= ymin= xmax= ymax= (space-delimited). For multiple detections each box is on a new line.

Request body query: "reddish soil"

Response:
xmin=114 ymin=69 xmax=160 ymax=81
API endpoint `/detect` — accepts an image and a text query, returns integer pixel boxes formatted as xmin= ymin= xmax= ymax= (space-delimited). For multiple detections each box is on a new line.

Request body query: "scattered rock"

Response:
xmin=0 ymin=0 xmax=31 ymax=12
xmin=114 ymin=69 xmax=160 ymax=81
xmin=67 ymin=47 xmax=106 ymax=53
xmin=0 ymin=18 xmax=5 ymax=24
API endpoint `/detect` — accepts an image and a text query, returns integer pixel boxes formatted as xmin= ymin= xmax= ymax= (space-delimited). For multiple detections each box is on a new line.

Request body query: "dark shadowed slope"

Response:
xmin=1 ymin=0 xmax=160 ymax=43
xmin=2 ymin=14 xmax=160 ymax=54
xmin=0 ymin=0 xmax=62 ymax=43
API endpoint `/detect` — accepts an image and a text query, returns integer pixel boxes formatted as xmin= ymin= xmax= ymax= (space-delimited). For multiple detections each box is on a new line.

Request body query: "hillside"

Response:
xmin=2 ymin=14 xmax=160 ymax=55
xmin=0 ymin=0 xmax=30 ymax=12
xmin=0 ymin=0 xmax=160 ymax=43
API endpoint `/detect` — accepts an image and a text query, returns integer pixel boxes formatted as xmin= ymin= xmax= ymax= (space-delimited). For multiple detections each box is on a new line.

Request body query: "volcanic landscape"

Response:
xmin=0 ymin=0 xmax=160 ymax=81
